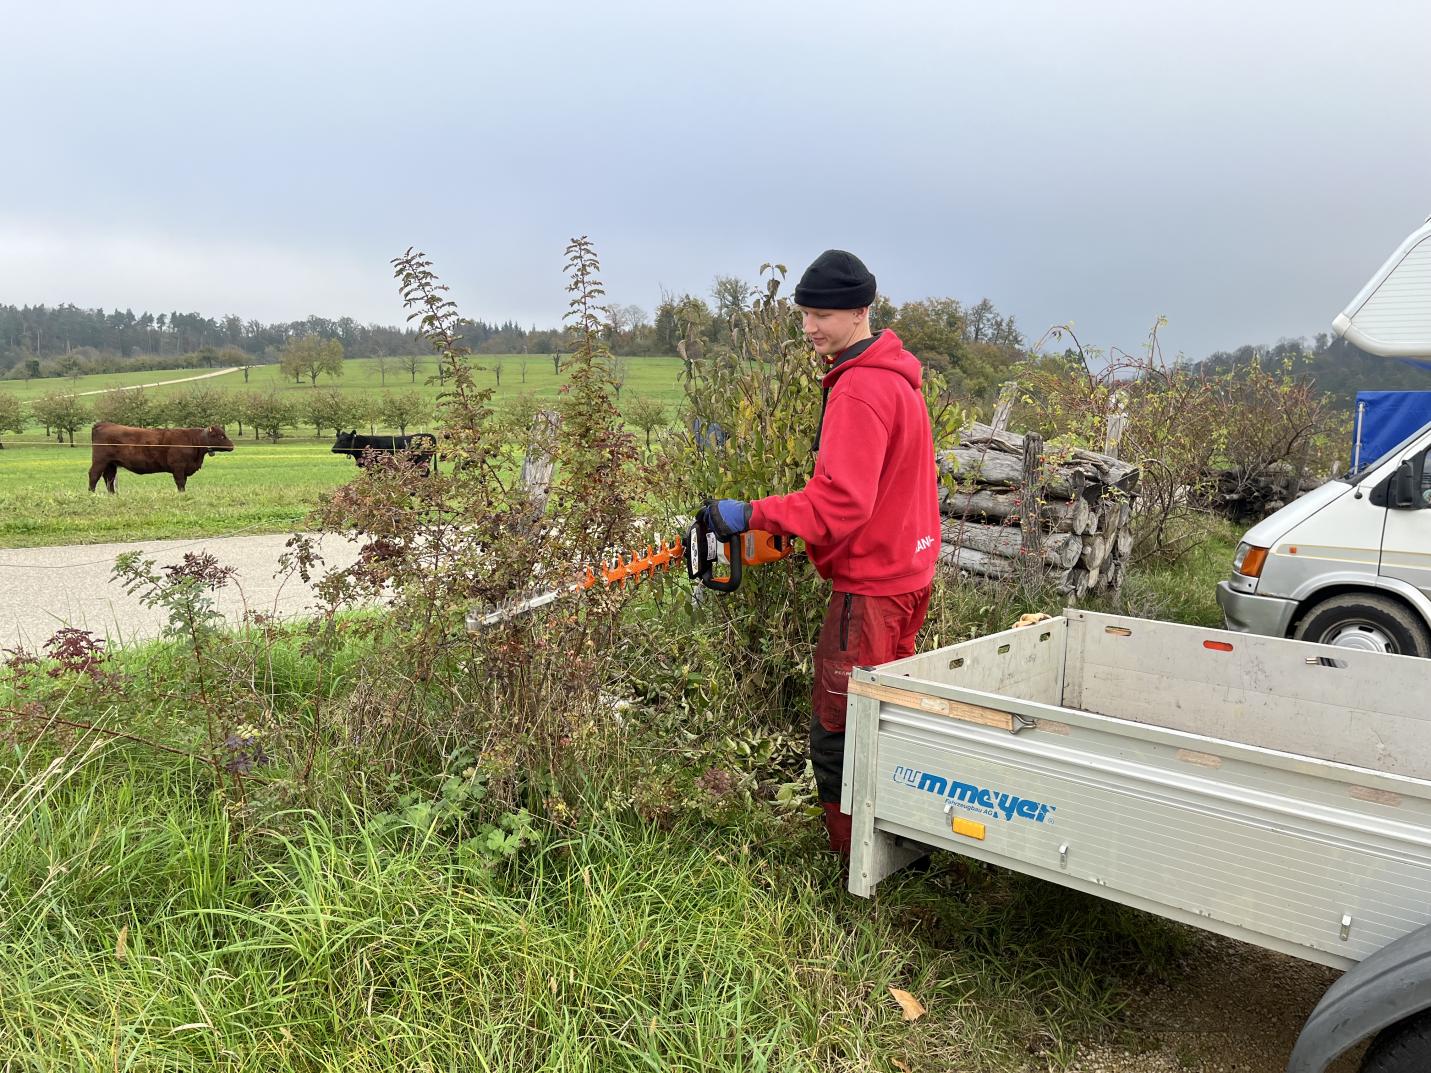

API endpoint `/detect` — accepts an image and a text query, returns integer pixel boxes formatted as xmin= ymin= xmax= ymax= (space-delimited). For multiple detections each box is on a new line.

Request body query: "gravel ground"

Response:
xmin=0 ymin=532 xmax=361 ymax=651
xmin=1069 ymin=932 xmax=1364 ymax=1073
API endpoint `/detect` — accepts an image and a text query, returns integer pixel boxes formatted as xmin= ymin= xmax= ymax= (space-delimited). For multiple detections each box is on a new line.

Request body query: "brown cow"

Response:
xmin=88 ymin=422 xmax=235 ymax=494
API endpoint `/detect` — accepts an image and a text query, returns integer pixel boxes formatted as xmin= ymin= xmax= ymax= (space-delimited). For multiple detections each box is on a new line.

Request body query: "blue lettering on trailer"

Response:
xmin=892 ymin=765 xmax=1056 ymax=824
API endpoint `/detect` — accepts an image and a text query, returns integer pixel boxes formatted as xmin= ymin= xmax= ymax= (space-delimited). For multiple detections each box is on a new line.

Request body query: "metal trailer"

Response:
xmin=842 ymin=610 xmax=1431 ymax=1073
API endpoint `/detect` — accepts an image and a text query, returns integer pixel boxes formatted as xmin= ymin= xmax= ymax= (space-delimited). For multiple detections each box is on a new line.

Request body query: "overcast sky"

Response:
xmin=2 ymin=0 xmax=1428 ymax=360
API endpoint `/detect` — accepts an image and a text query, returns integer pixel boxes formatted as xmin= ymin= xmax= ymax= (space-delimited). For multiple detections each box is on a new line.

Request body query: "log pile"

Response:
xmin=1196 ymin=463 xmax=1321 ymax=523
xmin=938 ymin=422 xmax=1140 ymax=598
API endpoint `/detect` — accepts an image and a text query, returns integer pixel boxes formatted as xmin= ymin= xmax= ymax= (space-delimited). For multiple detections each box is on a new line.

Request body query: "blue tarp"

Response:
xmin=1353 ymin=391 xmax=1431 ymax=471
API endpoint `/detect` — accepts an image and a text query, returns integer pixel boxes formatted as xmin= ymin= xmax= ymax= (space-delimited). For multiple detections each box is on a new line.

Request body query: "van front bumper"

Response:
xmin=1216 ymin=581 xmax=1298 ymax=638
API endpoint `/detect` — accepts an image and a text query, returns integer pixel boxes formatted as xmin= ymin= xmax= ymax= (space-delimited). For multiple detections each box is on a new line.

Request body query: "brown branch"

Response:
xmin=1 ymin=706 xmax=212 ymax=764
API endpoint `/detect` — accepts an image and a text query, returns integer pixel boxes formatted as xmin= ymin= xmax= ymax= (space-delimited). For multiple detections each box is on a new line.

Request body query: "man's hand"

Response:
xmin=704 ymin=498 xmax=752 ymax=540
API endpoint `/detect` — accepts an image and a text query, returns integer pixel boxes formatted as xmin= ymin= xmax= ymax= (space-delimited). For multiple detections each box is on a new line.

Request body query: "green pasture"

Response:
xmin=0 ymin=355 xmax=686 ymax=547
xmin=0 ymin=440 xmax=351 ymax=547
xmin=0 ymin=365 xmax=246 ymax=402
xmin=1 ymin=354 xmax=686 ymax=429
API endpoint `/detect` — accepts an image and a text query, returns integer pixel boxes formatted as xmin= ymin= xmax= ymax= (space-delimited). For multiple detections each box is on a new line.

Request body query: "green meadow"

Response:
xmin=3 ymin=354 xmax=686 ymax=422
xmin=0 ymin=440 xmax=349 ymax=547
xmin=0 ymin=356 xmax=685 ymax=547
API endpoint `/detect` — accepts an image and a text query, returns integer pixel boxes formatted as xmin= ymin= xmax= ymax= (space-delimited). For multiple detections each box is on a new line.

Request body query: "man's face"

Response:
xmin=799 ymin=306 xmax=867 ymax=357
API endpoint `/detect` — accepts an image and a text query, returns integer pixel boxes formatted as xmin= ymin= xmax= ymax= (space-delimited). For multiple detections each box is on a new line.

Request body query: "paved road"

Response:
xmin=0 ymin=532 xmax=362 ymax=652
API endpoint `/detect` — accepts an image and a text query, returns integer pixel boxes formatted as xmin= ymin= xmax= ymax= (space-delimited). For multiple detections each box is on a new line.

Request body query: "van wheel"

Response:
xmin=1293 ymin=594 xmax=1431 ymax=657
xmin=1361 ymin=1009 xmax=1431 ymax=1072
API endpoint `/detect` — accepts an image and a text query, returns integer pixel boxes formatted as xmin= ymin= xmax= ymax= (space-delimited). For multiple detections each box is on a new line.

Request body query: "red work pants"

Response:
xmin=811 ymin=584 xmax=932 ymax=855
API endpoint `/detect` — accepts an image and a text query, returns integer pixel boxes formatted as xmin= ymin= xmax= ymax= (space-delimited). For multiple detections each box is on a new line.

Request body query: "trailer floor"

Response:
xmin=1072 ymin=932 xmax=1365 ymax=1073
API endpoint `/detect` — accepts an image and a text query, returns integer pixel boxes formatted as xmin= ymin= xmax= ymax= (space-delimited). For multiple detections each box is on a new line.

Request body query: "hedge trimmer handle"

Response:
xmin=685 ymin=511 xmax=793 ymax=593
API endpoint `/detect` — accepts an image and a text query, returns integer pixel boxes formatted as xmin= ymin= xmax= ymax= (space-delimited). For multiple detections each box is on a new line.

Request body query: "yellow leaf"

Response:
xmin=115 ymin=923 xmax=129 ymax=962
xmin=893 ymin=1061 xmax=911 ymax=1073
xmin=889 ymin=986 xmax=925 ymax=1021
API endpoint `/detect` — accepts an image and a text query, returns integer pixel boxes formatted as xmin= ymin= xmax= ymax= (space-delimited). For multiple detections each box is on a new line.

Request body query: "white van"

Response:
xmin=1217 ymin=214 xmax=1431 ymax=655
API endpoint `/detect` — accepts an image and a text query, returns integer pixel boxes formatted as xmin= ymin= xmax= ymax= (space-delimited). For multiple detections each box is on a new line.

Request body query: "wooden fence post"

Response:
xmin=520 ymin=409 xmax=562 ymax=518
xmin=1019 ymin=431 xmax=1045 ymax=581
xmin=990 ymin=381 xmax=1020 ymax=434
xmin=1103 ymin=392 xmax=1128 ymax=460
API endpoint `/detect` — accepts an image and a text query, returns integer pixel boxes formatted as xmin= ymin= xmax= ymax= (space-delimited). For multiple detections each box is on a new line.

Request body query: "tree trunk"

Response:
xmin=941 ymin=487 xmax=1082 ymax=532
xmin=941 ymin=520 xmax=1079 ymax=567
xmin=939 ymin=447 xmax=1085 ymax=499
xmin=939 ymin=543 xmax=1017 ymax=579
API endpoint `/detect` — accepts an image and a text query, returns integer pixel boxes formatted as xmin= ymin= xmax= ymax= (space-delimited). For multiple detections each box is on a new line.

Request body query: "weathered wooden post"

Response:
xmin=1019 ymin=431 xmax=1045 ymax=583
xmin=1103 ymin=391 xmax=1128 ymax=460
xmin=520 ymin=409 xmax=562 ymax=518
xmin=990 ymin=381 xmax=1020 ymax=434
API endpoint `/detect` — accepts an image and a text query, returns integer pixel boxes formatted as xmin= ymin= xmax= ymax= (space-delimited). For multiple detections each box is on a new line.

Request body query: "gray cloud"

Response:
xmin=2 ymin=0 xmax=1428 ymax=357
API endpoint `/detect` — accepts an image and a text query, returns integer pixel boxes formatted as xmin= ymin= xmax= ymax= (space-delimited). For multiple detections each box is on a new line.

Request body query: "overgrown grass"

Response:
xmin=0 ymin=550 xmax=1229 ymax=1072
xmin=0 ymin=737 xmax=1182 ymax=1072
xmin=1094 ymin=523 xmax=1240 ymax=628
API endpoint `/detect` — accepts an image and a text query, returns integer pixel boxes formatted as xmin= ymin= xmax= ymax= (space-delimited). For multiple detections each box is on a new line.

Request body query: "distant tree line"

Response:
xmin=1202 ymin=333 xmax=1431 ymax=410
xmin=0 ymin=306 xmax=431 ymax=366
xmin=0 ymin=277 xmax=1038 ymax=411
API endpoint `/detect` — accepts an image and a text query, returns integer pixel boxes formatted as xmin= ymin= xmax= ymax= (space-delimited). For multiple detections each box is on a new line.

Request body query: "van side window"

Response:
xmin=1421 ymin=449 xmax=1431 ymax=507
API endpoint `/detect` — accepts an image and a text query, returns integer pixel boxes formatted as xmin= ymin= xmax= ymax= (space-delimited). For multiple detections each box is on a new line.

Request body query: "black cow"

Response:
xmin=331 ymin=430 xmax=437 ymax=474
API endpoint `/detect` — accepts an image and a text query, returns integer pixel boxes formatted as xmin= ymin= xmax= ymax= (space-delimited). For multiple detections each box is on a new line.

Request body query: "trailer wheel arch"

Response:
xmin=1288 ymin=924 xmax=1431 ymax=1073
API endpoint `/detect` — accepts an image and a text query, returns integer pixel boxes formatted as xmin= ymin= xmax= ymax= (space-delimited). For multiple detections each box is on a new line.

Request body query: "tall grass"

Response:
xmin=0 ymin=740 xmax=1177 ymax=1072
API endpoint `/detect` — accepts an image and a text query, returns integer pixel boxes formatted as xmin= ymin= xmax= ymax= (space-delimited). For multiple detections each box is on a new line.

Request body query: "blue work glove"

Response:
xmin=705 ymin=498 xmax=752 ymax=540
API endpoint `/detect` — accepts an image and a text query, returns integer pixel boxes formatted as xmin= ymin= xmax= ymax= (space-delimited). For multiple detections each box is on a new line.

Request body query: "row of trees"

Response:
xmin=2 ymin=375 xmax=674 ymax=453
xmin=1203 ymin=332 xmax=1431 ymax=408
xmin=0 ymin=305 xmax=580 ymax=372
xmin=0 ymin=306 xmax=432 ymax=367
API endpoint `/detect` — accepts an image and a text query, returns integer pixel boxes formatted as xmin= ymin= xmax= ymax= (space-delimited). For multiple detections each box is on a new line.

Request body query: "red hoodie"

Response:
xmin=750 ymin=330 xmax=939 ymax=596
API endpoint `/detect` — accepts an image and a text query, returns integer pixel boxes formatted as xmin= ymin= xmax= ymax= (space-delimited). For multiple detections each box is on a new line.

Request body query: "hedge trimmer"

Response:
xmin=465 ymin=508 xmax=797 ymax=630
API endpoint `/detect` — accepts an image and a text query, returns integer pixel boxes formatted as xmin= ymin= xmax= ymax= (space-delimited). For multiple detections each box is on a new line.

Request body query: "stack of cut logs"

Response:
xmin=938 ymin=422 xmax=1141 ymax=598
xmin=1198 ymin=463 xmax=1320 ymax=523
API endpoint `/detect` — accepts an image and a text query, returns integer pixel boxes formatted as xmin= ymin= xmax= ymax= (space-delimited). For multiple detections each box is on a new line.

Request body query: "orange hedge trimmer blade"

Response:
xmin=466 ymin=530 xmax=797 ymax=631
xmin=469 ymin=537 xmax=685 ymax=630
xmin=582 ymin=538 xmax=686 ymax=591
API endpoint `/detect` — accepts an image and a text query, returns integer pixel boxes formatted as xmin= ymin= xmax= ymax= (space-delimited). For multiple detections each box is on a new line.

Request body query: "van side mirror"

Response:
xmin=1392 ymin=460 xmax=1421 ymax=509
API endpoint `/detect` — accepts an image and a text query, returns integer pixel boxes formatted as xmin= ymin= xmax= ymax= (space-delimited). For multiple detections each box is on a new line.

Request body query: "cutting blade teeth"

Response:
xmin=467 ymin=532 xmax=680 ymax=630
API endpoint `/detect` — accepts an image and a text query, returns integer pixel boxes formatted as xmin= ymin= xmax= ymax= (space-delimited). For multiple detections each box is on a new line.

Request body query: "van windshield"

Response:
xmin=1344 ymin=422 xmax=1431 ymax=485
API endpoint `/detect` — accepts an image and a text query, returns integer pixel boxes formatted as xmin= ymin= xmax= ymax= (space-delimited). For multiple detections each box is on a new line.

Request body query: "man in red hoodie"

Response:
xmin=701 ymin=250 xmax=941 ymax=855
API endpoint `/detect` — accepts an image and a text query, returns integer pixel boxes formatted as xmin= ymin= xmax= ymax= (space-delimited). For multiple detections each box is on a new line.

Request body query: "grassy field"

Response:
xmin=0 ymin=365 xmax=247 ymax=402
xmin=0 ymin=355 xmax=687 ymax=547
xmin=0 ymin=440 xmax=356 ymax=547
xmin=1 ymin=354 xmax=687 ymax=434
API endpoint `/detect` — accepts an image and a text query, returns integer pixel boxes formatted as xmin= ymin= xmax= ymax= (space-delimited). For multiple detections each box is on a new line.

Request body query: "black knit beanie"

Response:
xmin=793 ymin=249 xmax=877 ymax=309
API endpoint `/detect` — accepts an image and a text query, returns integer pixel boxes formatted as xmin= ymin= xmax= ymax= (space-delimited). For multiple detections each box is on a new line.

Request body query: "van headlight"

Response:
xmin=1232 ymin=542 xmax=1269 ymax=579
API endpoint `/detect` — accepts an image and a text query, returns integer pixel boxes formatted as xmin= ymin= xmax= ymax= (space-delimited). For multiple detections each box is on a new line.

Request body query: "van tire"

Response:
xmin=1360 ymin=1009 xmax=1431 ymax=1072
xmin=1293 ymin=593 xmax=1431 ymax=658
